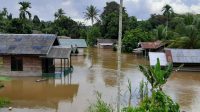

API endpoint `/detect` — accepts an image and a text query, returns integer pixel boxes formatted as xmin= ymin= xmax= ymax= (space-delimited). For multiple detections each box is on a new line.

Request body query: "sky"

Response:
xmin=0 ymin=0 xmax=200 ymax=25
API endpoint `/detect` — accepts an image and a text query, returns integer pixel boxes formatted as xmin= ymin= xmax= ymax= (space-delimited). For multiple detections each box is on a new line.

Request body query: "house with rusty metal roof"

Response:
xmin=135 ymin=40 xmax=166 ymax=57
xmin=0 ymin=34 xmax=72 ymax=76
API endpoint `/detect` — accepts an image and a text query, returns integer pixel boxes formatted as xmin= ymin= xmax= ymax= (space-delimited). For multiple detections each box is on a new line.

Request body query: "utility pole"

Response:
xmin=117 ymin=0 xmax=123 ymax=112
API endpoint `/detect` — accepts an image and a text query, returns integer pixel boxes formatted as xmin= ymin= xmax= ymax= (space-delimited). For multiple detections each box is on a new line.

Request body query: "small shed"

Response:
xmin=97 ymin=39 xmax=117 ymax=48
xmin=59 ymin=39 xmax=87 ymax=55
xmin=0 ymin=34 xmax=72 ymax=76
xmin=149 ymin=52 xmax=168 ymax=66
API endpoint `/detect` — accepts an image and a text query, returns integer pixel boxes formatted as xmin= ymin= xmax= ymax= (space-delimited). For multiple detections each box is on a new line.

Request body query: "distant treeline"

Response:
xmin=0 ymin=1 xmax=200 ymax=51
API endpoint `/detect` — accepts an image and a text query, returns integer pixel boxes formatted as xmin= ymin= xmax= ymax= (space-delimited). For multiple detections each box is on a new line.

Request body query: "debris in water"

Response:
xmin=8 ymin=107 xmax=12 ymax=111
xmin=35 ymin=78 xmax=48 ymax=82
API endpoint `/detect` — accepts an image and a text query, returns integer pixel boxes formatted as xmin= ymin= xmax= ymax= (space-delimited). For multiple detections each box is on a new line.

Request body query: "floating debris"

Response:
xmin=35 ymin=78 xmax=48 ymax=82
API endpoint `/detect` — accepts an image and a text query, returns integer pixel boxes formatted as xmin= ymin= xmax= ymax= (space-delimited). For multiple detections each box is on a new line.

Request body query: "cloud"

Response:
xmin=0 ymin=0 xmax=200 ymax=25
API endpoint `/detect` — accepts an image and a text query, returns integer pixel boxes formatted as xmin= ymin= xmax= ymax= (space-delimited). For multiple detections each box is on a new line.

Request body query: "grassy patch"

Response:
xmin=0 ymin=76 xmax=11 ymax=81
xmin=0 ymin=98 xmax=10 ymax=108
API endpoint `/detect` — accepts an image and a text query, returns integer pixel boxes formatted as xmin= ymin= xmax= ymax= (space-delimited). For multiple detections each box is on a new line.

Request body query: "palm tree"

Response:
xmin=169 ymin=14 xmax=200 ymax=49
xmin=162 ymin=4 xmax=174 ymax=38
xmin=19 ymin=1 xmax=31 ymax=20
xmin=2 ymin=8 xmax=8 ymax=17
xmin=84 ymin=5 xmax=99 ymax=26
xmin=54 ymin=8 xmax=65 ymax=19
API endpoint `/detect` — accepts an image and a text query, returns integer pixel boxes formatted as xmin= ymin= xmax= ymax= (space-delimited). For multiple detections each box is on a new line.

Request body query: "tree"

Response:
xmin=7 ymin=18 xmax=32 ymax=34
xmin=87 ymin=26 xmax=101 ymax=46
xmin=54 ymin=8 xmax=65 ymax=19
xmin=33 ymin=15 xmax=40 ymax=24
xmin=122 ymin=28 xmax=150 ymax=52
xmin=162 ymin=4 xmax=174 ymax=37
xmin=84 ymin=5 xmax=99 ymax=26
xmin=19 ymin=1 xmax=32 ymax=20
xmin=169 ymin=14 xmax=200 ymax=49
xmin=100 ymin=1 xmax=129 ymax=39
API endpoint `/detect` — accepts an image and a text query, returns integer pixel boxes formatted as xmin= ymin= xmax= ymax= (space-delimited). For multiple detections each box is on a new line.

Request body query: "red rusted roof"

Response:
xmin=140 ymin=40 xmax=164 ymax=49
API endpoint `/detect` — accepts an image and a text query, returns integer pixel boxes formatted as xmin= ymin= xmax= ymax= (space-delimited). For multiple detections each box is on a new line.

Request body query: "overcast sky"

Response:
xmin=0 ymin=0 xmax=200 ymax=25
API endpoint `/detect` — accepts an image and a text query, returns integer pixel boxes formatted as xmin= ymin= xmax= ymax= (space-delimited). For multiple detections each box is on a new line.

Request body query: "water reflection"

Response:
xmin=0 ymin=76 xmax=79 ymax=109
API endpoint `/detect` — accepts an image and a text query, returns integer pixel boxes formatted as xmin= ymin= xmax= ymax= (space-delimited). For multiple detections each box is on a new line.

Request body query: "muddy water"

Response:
xmin=0 ymin=48 xmax=200 ymax=112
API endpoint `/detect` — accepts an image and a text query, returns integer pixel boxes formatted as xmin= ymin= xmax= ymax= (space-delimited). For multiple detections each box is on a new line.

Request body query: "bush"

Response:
xmin=123 ymin=90 xmax=180 ymax=112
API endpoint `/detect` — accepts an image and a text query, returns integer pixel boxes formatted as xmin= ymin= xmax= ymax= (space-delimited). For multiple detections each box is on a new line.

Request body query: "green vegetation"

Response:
xmin=0 ymin=98 xmax=10 ymax=108
xmin=0 ymin=76 xmax=11 ymax=81
xmin=87 ymin=92 xmax=113 ymax=112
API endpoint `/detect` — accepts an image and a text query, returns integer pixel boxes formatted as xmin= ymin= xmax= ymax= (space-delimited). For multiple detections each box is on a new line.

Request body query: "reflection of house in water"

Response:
xmin=59 ymin=39 xmax=87 ymax=55
xmin=0 ymin=34 xmax=72 ymax=76
xmin=0 ymin=78 xmax=79 ymax=109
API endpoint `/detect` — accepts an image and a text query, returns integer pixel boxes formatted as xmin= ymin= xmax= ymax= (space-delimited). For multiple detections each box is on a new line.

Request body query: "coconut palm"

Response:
xmin=19 ymin=1 xmax=31 ymax=20
xmin=2 ymin=8 xmax=8 ymax=17
xmin=139 ymin=59 xmax=173 ymax=91
xmin=84 ymin=5 xmax=99 ymax=26
xmin=54 ymin=8 xmax=65 ymax=19
xmin=169 ymin=14 xmax=200 ymax=49
xmin=162 ymin=4 xmax=174 ymax=38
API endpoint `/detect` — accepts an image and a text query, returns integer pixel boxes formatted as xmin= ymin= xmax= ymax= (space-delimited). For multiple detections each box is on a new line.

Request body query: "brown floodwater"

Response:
xmin=0 ymin=48 xmax=200 ymax=112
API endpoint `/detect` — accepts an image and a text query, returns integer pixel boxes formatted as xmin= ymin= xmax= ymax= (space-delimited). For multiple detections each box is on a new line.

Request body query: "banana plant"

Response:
xmin=139 ymin=58 xmax=173 ymax=91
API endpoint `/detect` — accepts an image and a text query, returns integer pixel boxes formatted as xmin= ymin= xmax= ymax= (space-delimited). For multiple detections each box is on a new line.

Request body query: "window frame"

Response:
xmin=11 ymin=56 xmax=23 ymax=71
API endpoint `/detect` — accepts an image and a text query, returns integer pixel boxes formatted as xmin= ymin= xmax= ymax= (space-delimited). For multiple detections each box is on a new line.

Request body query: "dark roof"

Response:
xmin=59 ymin=39 xmax=87 ymax=48
xmin=140 ymin=41 xmax=164 ymax=49
xmin=41 ymin=46 xmax=71 ymax=59
xmin=165 ymin=49 xmax=200 ymax=63
xmin=0 ymin=34 xmax=59 ymax=55
xmin=97 ymin=39 xmax=117 ymax=44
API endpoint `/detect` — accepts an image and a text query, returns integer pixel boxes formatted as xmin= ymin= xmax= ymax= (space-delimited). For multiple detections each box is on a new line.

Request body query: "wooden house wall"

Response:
xmin=0 ymin=56 xmax=42 ymax=76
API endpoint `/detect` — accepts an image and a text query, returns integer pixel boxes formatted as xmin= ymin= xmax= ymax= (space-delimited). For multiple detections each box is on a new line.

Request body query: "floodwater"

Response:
xmin=0 ymin=48 xmax=200 ymax=112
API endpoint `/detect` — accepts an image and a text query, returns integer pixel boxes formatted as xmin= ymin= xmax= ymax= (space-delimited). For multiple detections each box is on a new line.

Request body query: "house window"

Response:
xmin=0 ymin=57 xmax=3 ymax=65
xmin=11 ymin=56 xmax=23 ymax=71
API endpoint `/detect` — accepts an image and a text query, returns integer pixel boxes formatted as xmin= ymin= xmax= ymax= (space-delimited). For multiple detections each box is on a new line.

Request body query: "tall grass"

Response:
xmin=87 ymin=92 xmax=113 ymax=112
xmin=0 ymin=98 xmax=10 ymax=108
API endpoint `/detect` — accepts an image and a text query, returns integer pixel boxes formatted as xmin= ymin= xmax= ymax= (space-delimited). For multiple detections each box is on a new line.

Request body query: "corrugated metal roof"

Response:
xmin=140 ymin=40 xmax=164 ymax=49
xmin=0 ymin=34 xmax=58 ymax=55
xmin=166 ymin=49 xmax=200 ymax=63
xmin=41 ymin=46 xmax=71 ymax=59
xmin=59 ymin=39 xmax=87 ymax=48
xmin=149 ymin=52 xmax=168 ymax=66
xmin=97 ymin=39 xmax=117 ymax=44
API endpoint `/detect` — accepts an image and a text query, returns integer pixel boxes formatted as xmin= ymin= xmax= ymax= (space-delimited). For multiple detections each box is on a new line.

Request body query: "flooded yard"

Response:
xmin=0 ymin=48 xmax=200 ymax=112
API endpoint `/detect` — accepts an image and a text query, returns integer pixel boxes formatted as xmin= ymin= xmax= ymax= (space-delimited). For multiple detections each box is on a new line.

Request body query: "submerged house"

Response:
xmin=0 ymin=34 xmax=71 ymax=76
xmin=149 ymin=49 xmax=200 ymax=71
xmin=97 ymin=39 xmax=117 ymax=48
xmin=59 ymin=39 xmax=87 ymax=55
xmin=136 ymin=40 xmax=166 ymax=56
